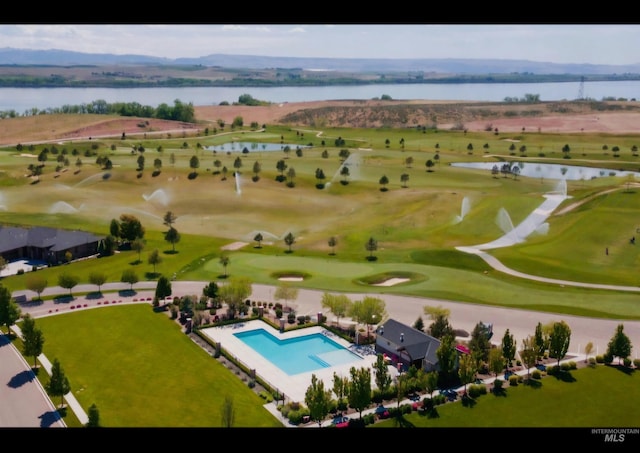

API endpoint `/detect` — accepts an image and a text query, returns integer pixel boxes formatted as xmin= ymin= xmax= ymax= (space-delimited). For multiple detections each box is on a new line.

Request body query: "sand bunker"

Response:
xmin=221 ymin=242 xmax=248 ymax=251
xmin=373 ymin=278 xmax=410 ymax=287
xmin=278 ymin=277 xmax=303 ymax=282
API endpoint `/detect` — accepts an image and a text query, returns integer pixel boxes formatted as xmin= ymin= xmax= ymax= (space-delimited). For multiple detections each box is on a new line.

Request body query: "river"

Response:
xmin=2 ymin=80 xmax=640 ymax=113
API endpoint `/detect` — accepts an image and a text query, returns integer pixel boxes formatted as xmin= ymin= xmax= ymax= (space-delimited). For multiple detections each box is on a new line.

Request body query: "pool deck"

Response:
xmin=200 ymin=320 xmax=379 ymax=404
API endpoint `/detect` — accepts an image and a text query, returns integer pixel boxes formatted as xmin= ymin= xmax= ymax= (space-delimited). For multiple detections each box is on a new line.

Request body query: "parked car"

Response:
xmin=332 ymin=415 xmax=349 ymax=428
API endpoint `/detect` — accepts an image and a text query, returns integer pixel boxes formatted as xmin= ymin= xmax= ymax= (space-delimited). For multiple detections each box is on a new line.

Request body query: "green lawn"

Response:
xmin=375 ymin=364 xmax=640 ymax=427
xmin=3 ymin=118 xmax=640 ymax=428
xmin=28 ymin=304 xmax=281 ymax=428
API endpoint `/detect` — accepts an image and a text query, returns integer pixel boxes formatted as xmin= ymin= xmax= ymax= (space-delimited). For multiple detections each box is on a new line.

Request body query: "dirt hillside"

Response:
xmin=2 ymin=99 xmax=640 ymax=146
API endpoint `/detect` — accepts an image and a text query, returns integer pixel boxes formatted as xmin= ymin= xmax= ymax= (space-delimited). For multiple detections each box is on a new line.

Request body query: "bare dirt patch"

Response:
xmin=221 ymin=241 xmax=248 ymax=251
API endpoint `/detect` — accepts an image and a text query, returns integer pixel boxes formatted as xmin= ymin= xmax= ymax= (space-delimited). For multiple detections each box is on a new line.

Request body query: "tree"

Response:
xmin=469 ymin=321 xmax=492 ymax=367
xmin=501 ymin=328 xmax=516 ymax=372
xmin=253 ymin=233 xmax=263 ymax=248
xmin=109 ymin=219 xmax=120 ymax=242
xmin=233 ymin=156 xmax=243 ymax=173
xmin=131 ymin=238 xmax=145 ymax=263
xmin=584 ymin=341 xmax=594 ymax=363
xmin=155 ymin=275 xmax=172 ymax=302
xmin=373 ymin=354 xmax=393 ymax=394
xmin=436 ymin=334 xmax=458 ymax=384
xmin=189 ymin=155 xmax=200 ymax=174
xmin=26 ymin=274 xmax=48 ymax=300
xmin=202 ymin=281 xmax=219 ymax=302
xmin=58 ymin=272 xmax=79 ymax=297
xmin=425 ymin=160 xmax=435 ymax=172
xmin=286 ymin=167 xmax=296 ymax=186
xmin=365 ymin=237 xmax=378 ymax=260
xmin=328 ymin=236 xmax=337 ymax=255
xmin=118 ymin=214 xmax=145 ymax=244
xmin=315 ymin=167 xmax=326 ymax=187
xmin=348 ymin=366 xmax=372 ymax=419
xmin=548 ymin=320 xmax=571 ymax=367
xmin=219 ymin=254 xmax=230 ymax=277
xmin=121 ymin=269 xmax=139 ymax=290
xmin=534 ymin=321 xmax=546 ymax=360
xmin=428 ymin=313 xmax=454 ymax=340
xmin=163 ymin=211 xmax=177 ymax=229
xmin=340 ymin=165 xmax=350 ymax=183
xmin=520 ymin=336 xmax=538 ymax=380
xmin=252 ymin=161 xmax=261 ymax=180
xmin=88 ymin=272 xmax=107 ymax=293
xmin=220 ymin=395 xmax=235 ymax=428
xmin=21 ymin=313 xmax=44 ymax=368
xmin=488 ymin=347 xmax=504 ymax=377
xmin=148 ymin=249 xmax=163 ymax=274
xmin=348 ymin=295 xmax=386 ymax=341
xmin=332 ymin=371 xmax=350 ymax=408
xmin=305 ymin=374 xmax=333 ymax=428
xmin=217 ymin=276 xmax=252 ymax=319
xmin=400 ymin=172 xmax=410 ymax=188
xmin=424 ymin=371 xmax=439 ymax=399
xmin=86 ymin=403 xmax=101 ymax=427
xmin=284 ymin=232 xmax=295 ymax=252
xmin=457 ymin=353 xmax=476 ymax=395
xmin=379 ymin=175 xmax=389 ymax=191
xmin=321 ymin=292 xmax=352 ymax=328
xmin=276 ymin=159 xmax=287 ymax=178
xmin=136 ymin=154 xmax=145 ymax=172
xmin=46 ymin=358 xmax=71 ymax=409
xmin=606 ymin=324 xmax=632 ymax=365
xmin=405 ymin=156 xmax=414 ymax=168
xmin=0 ymin=284 xmax=21 ymax=332
xmin=274 ymin=282 xmax=299 ymax=311
xmin=164 ymin=227 xmax=181 ymax=252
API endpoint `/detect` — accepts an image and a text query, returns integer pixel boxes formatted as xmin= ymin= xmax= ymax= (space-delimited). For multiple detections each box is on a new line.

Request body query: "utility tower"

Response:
xmin=578 ymin=76 xmax=585 ymax=100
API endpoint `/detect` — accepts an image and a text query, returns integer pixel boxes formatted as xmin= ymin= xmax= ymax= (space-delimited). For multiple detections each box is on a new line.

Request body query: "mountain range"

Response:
xmin=1 ymin=47 xmax=640 ymax=75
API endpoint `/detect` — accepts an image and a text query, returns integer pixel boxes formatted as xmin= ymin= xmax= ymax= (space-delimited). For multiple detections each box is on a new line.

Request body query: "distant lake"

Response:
xmin=2 ymin=80 xmax=639 ymax=112
xmin=451 ymin=161 xmax=639 ymax=180
xmin=206 ymin=142 xmax=310 ymax=153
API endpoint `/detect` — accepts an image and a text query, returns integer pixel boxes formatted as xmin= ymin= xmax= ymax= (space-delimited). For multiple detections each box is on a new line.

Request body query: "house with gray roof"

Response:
xmin=374 ymin=318 xmax=443 ymax=373
xmin=0 ymin=225 xmax=104 ymax=265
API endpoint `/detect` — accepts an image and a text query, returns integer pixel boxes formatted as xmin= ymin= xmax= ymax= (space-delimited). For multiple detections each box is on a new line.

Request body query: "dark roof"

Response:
xmin=377 ymin=318 xmax=441 ymax=366
xmin=0 ymin=225 xmax=104 ymax=254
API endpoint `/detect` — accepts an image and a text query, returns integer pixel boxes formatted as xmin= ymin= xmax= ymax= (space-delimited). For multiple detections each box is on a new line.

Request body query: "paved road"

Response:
xmin=0 ymin=332 xmax=65 ymax=428
xmin=4 ymin=277 xmax=640 ymax=428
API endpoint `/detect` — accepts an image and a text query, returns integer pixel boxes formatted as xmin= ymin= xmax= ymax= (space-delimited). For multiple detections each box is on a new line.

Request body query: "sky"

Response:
xmin=0 ymin=24 xmax=639 ymax=65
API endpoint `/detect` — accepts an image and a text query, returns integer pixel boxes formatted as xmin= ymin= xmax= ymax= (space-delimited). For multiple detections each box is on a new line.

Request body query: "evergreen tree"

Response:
xmin=21 ymin=313 xmax=44 ymax=368
xmin=46 ymin=358 xmax=71 ymax=409
xmin=0 ymin=284 xmax=21 ymax=333
xmin=606 ymin=324 xmax=633 ymax=365
xmin=86 ymin=403 xmax=100 ymax=427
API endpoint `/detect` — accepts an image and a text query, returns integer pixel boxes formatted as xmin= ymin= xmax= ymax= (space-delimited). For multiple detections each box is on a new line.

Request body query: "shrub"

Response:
xmin=508 ymin=375 xmax=519 ymax=386
xmin=468 ymin=384 xmax=487 ymax=398
xmin=531 ymin=369 xmax=542 ymax=380
xmin=623 ymin=358 xmax=632 ymax=367
xmin=633 ymin=358 xmax=640 ymax=368
xmin=493 ymin=379 xmax=504 ymax=392
xmin=596 ymin=355 xmax=605 ymax=363
xmin=588 ymin=357 xmax=597 ymax=367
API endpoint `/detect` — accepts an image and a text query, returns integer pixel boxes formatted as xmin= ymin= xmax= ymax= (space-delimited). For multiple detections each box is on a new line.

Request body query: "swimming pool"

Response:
xmin=234 ymin=328 xmax=363 ymax=375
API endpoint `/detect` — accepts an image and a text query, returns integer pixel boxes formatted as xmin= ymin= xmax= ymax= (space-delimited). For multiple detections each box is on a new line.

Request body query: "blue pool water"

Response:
xmin=235 ymin=328 xmax=363 ymax=375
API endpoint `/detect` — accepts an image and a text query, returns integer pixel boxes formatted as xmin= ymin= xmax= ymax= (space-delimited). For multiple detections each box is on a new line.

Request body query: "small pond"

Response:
xmin=206 ymin=142 xmax=311 ymax=153
xmin=451 ymin=161 xmax=639 ymax=181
